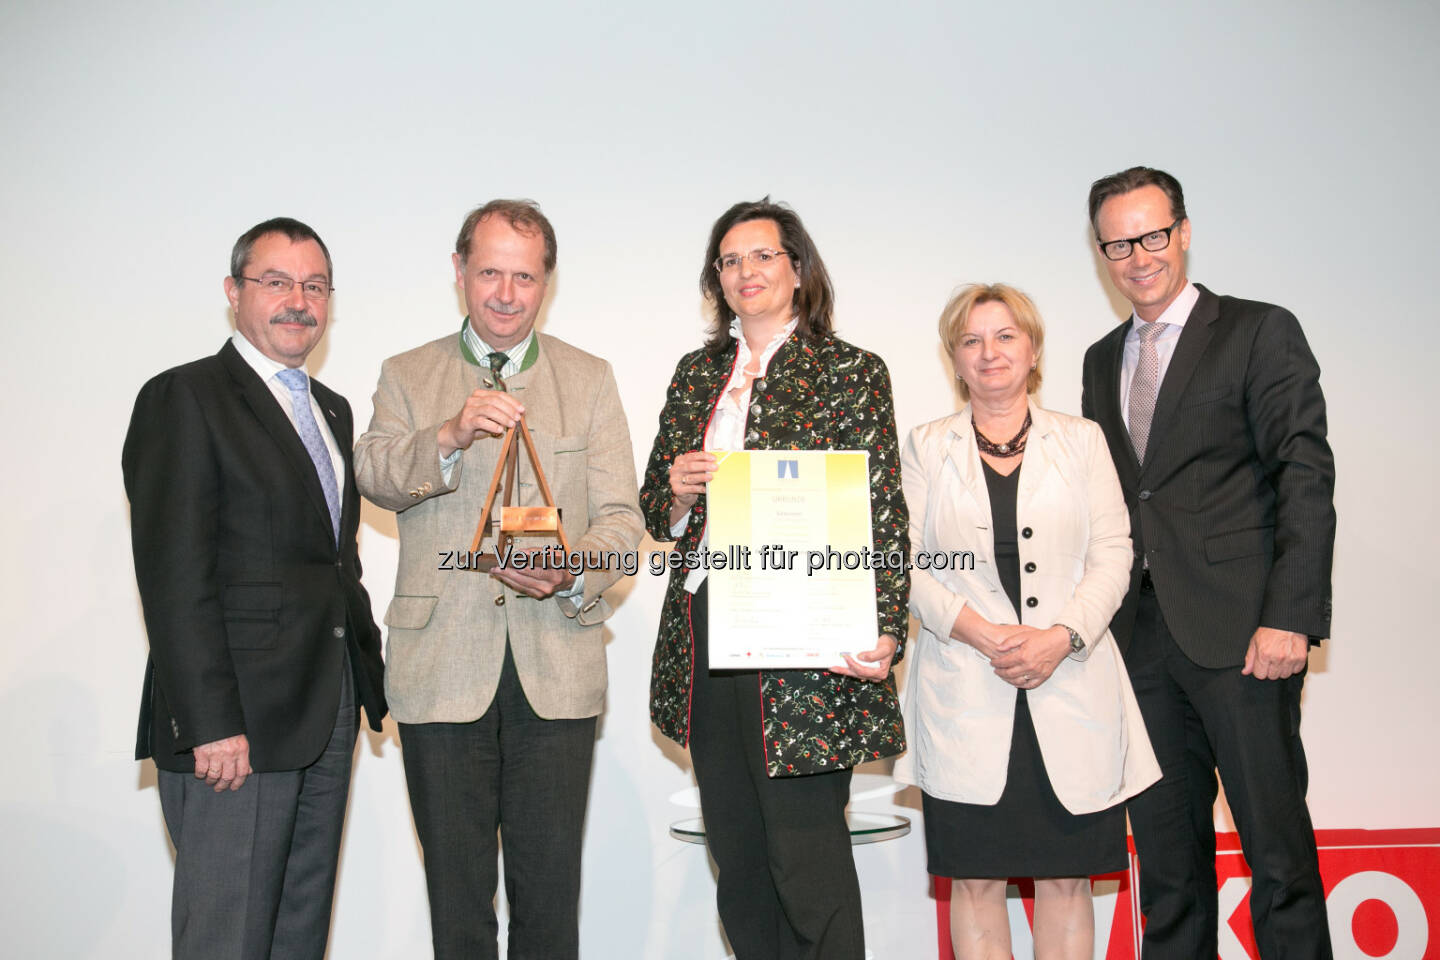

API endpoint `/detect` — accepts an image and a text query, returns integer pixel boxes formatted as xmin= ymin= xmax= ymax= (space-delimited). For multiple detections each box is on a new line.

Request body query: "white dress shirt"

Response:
xmin=231 ymin=330 xmax=345 ymax=510
xmin=1119 ymin=282 xmax=1198 ymax=430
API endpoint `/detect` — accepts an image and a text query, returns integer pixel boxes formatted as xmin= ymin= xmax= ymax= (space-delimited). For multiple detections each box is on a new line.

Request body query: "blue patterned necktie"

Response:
xmin=276 ymin=368 xmax=341 ymax=546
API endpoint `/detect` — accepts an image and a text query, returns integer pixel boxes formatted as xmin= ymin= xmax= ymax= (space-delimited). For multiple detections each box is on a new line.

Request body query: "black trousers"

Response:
xmin=1125 ymin=582 xmax=1332 ymax=959
xmin=159 ymin=650 xmax=356 ymax=960
xmin=688 ymin=582 xmax=864 ymax=960
xmin=399 ymin=641 xmax=597 ymax=960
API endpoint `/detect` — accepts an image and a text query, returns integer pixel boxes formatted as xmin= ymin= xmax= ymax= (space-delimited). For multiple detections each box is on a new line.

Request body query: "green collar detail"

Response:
xmin=458 ymin=318 xmax=540 ymax=375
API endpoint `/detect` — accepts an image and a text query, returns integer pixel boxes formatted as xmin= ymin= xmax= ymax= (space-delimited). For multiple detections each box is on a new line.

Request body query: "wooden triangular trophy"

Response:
xmin=467 ymin=413 xmax=570 ymax=571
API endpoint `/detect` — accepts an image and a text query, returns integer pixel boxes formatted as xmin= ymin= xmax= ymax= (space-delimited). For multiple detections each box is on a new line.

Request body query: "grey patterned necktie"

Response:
xmin=276 ymin=368 xmax=341 ymax=546
xmin=1128 ymin=320 xmax=1168 ymax=464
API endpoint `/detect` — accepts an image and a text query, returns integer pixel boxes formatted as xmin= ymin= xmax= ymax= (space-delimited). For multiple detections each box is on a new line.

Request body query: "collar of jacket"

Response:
xmin=943 ymin=400 xmax=1067 ymax=509
xmin=707 ymin=332 xmax=830 ymax=445
xmin=456 ymin=317 xmax=540 ymax=374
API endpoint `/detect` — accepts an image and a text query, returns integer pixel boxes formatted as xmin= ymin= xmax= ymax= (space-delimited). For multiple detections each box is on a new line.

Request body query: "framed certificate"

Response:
xmin=705 ymin=450 xmax=880 ymax=668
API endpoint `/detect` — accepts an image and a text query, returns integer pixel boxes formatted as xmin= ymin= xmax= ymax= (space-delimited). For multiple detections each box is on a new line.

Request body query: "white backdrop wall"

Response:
xmin=2 ymin=1 xmax=1436 ymax=956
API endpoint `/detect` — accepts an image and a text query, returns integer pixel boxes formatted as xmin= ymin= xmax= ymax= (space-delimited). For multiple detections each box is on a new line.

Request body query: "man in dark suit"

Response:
xmin=1080 ymin=167 xmax=1336 ymax=959
xmin=123 ymin=217 xmax=387 ymax=960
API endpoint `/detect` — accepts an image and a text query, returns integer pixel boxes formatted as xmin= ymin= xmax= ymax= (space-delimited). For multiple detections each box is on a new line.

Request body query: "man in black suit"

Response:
xmin=123 ymin=218 xmax=387 ymax=960
xmin=1080 ymin=167 xmax=1336 ymax=959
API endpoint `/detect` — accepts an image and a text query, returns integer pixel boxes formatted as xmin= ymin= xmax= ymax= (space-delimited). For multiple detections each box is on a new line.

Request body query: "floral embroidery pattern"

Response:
xmin=641 ymin=334 xmax=909 ymax=777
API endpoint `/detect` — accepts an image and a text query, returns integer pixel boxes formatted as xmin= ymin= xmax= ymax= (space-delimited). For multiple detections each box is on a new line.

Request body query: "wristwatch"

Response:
xmin=1057 ymin=623 xmax=1084 ymax=655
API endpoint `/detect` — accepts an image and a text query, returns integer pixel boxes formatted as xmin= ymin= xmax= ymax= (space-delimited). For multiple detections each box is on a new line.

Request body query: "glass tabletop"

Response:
xmin=669 ymin=812 xmax=910 ymax=846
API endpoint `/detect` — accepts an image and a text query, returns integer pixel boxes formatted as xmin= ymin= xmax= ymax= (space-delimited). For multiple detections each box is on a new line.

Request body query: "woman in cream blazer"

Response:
xmin=894 ymin=283 xmax=1159 ymax=960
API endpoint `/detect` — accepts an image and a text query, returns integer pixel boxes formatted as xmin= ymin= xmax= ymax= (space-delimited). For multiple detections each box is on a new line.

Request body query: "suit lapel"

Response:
xmin=759 ymin=335 xmax=826 ymax=447
xmin=507 ymin=337 xmax=560 ymax=434
xmin=1093 ymin=323 xmax=1140 ymax=489
xmin=1139 ymin=285 xmax=1219 ymax=477
xmin=941 ymin=409 xmax=998 ymax=582
xmin=220 ymin=342 xmax=336 ymax=544
xmin=1016 ymin=404 xmax=1060 ymax=511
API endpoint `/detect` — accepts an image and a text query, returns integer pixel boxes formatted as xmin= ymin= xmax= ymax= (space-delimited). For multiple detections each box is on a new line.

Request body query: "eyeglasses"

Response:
xmin=713 ymin=248 xmax=791 ymax=274
xmin=239 ymin=274 xmax=334 ymax=300
xmin=1097 ymin=220 xmax=1182 ymax=261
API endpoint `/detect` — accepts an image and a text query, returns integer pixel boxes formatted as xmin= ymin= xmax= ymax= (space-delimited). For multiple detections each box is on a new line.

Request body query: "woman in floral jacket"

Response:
xmin=640 ymin=198 xmax=908 ymax=960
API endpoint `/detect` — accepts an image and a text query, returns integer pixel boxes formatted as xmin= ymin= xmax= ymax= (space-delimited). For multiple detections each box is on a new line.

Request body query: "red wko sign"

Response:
xmin=929 ymin=828 xmax=1439 ymax=959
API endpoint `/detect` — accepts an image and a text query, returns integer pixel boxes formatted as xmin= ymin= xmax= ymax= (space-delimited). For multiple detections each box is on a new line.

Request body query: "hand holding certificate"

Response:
xmin=705 ymin=449 xmax=896 ymax=670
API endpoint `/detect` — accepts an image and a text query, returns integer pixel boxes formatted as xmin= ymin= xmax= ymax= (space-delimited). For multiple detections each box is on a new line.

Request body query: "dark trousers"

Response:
xmin=399 ymin=641 xmax=597 ymax=960
xmin=159 ymin=652 xmax=357 ymax=960
xmin=1125 ymin=583 xmax=1332 ymax=959
xmin=689 ymin=582 xmax=864 ymax=960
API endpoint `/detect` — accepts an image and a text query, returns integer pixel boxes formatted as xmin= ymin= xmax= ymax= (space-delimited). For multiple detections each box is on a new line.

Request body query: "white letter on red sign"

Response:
xmin=1326 ymin=870 xmax=1428 ymax=959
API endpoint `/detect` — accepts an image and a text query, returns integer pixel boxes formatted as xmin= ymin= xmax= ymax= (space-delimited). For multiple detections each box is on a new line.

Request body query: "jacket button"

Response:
xmin=745 ymin=431 xmax=760 ymax=444
xmin=1021 ymin=527 xmax=1033 ymax=539
xmin=332 ymin=626 xmax=345 ymax=638
xmin=494 ymin=596 xmax=506 ymax=607
xmin=1138 ymin=489 xmax=1152 ymax=501
xmin=409 ymin=489 xmax=421 ymax=498
xmin=1024 ymin=562 xmax=1036 ymax=573
xmin=1026 ymin=596 xmax=1038 ymax=608
xmin=749 ymin=403 xmax=763 ymax=417
xmin=754 ymin=378 xmax=767 ymax=392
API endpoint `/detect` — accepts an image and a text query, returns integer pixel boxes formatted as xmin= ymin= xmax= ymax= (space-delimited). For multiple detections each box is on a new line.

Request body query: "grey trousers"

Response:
xmin=158 ymin=655 xmax=357 ymax=960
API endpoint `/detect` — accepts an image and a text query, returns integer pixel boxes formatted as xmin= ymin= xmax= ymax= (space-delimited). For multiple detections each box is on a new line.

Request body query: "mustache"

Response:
xmin=270 ymin=308 xmax=318 ymax=327
xmin=484 ymin=299 xmax=523 ymax=316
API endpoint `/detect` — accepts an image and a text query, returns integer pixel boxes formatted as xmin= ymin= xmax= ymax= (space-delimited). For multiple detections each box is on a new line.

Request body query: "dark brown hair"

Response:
xmin=230 ymin=217 xmax=332 ymax=281
xmin=700 ymin=198 xmax=834 ymax=354
xmin=1087 ymin=166 xmax=1188 ymax=236
xmin=455 ymin=199 xmax=557 ymax=274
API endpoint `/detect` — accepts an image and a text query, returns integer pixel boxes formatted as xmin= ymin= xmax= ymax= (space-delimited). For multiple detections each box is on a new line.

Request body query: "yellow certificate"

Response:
xmin=706 ymin=450 xmax=878 ymax=668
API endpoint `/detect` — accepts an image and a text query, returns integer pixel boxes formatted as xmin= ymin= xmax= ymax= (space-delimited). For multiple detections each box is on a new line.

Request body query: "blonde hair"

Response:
xmin=938 ymin=283 xmax=1045 ymax=402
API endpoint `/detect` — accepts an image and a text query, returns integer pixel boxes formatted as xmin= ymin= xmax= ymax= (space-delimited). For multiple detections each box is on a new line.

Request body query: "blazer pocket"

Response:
xmin=549 ymin=434 xmax=588 ymax=455
xmin=222 ymin=582 xmax=281 ymax=650
xmin=222 ymin=582 xmax=281 ymax=620
xmin=1204 ymin=526 xmax=1273 ymax=563
xmin=1183 ymin=385 xmax=1233 ymax=407
xmin=384 ymin=594 xmax=440 ymax=630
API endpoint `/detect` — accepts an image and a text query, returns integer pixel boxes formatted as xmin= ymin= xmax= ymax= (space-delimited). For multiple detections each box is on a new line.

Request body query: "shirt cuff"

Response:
xmin=669 ymin=510 xmax=691 ymax=538
xmin=439 ymin=448 xmax=462 ymax=485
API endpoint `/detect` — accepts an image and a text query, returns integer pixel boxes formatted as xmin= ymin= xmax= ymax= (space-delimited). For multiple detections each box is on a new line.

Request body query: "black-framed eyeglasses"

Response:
xmin=1097 ymin=220 xmax=1182 ymax=261
xmin=713 ymin=248 xmax=792 ymax=274
xmin=239 ymin=274 xmax=334 ymax=300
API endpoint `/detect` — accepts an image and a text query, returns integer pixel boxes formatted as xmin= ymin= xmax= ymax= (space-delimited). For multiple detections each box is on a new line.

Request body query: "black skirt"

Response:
xmin=921 ymin=689 xmax=1128 ymax=878
xmin=921 ymin=458 xmax=1127 ymax=879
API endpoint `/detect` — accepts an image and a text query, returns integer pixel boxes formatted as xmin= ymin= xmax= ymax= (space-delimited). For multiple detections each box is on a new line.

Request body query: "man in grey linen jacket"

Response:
xmin=354 ymin=199 xmax=643 ymax=960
